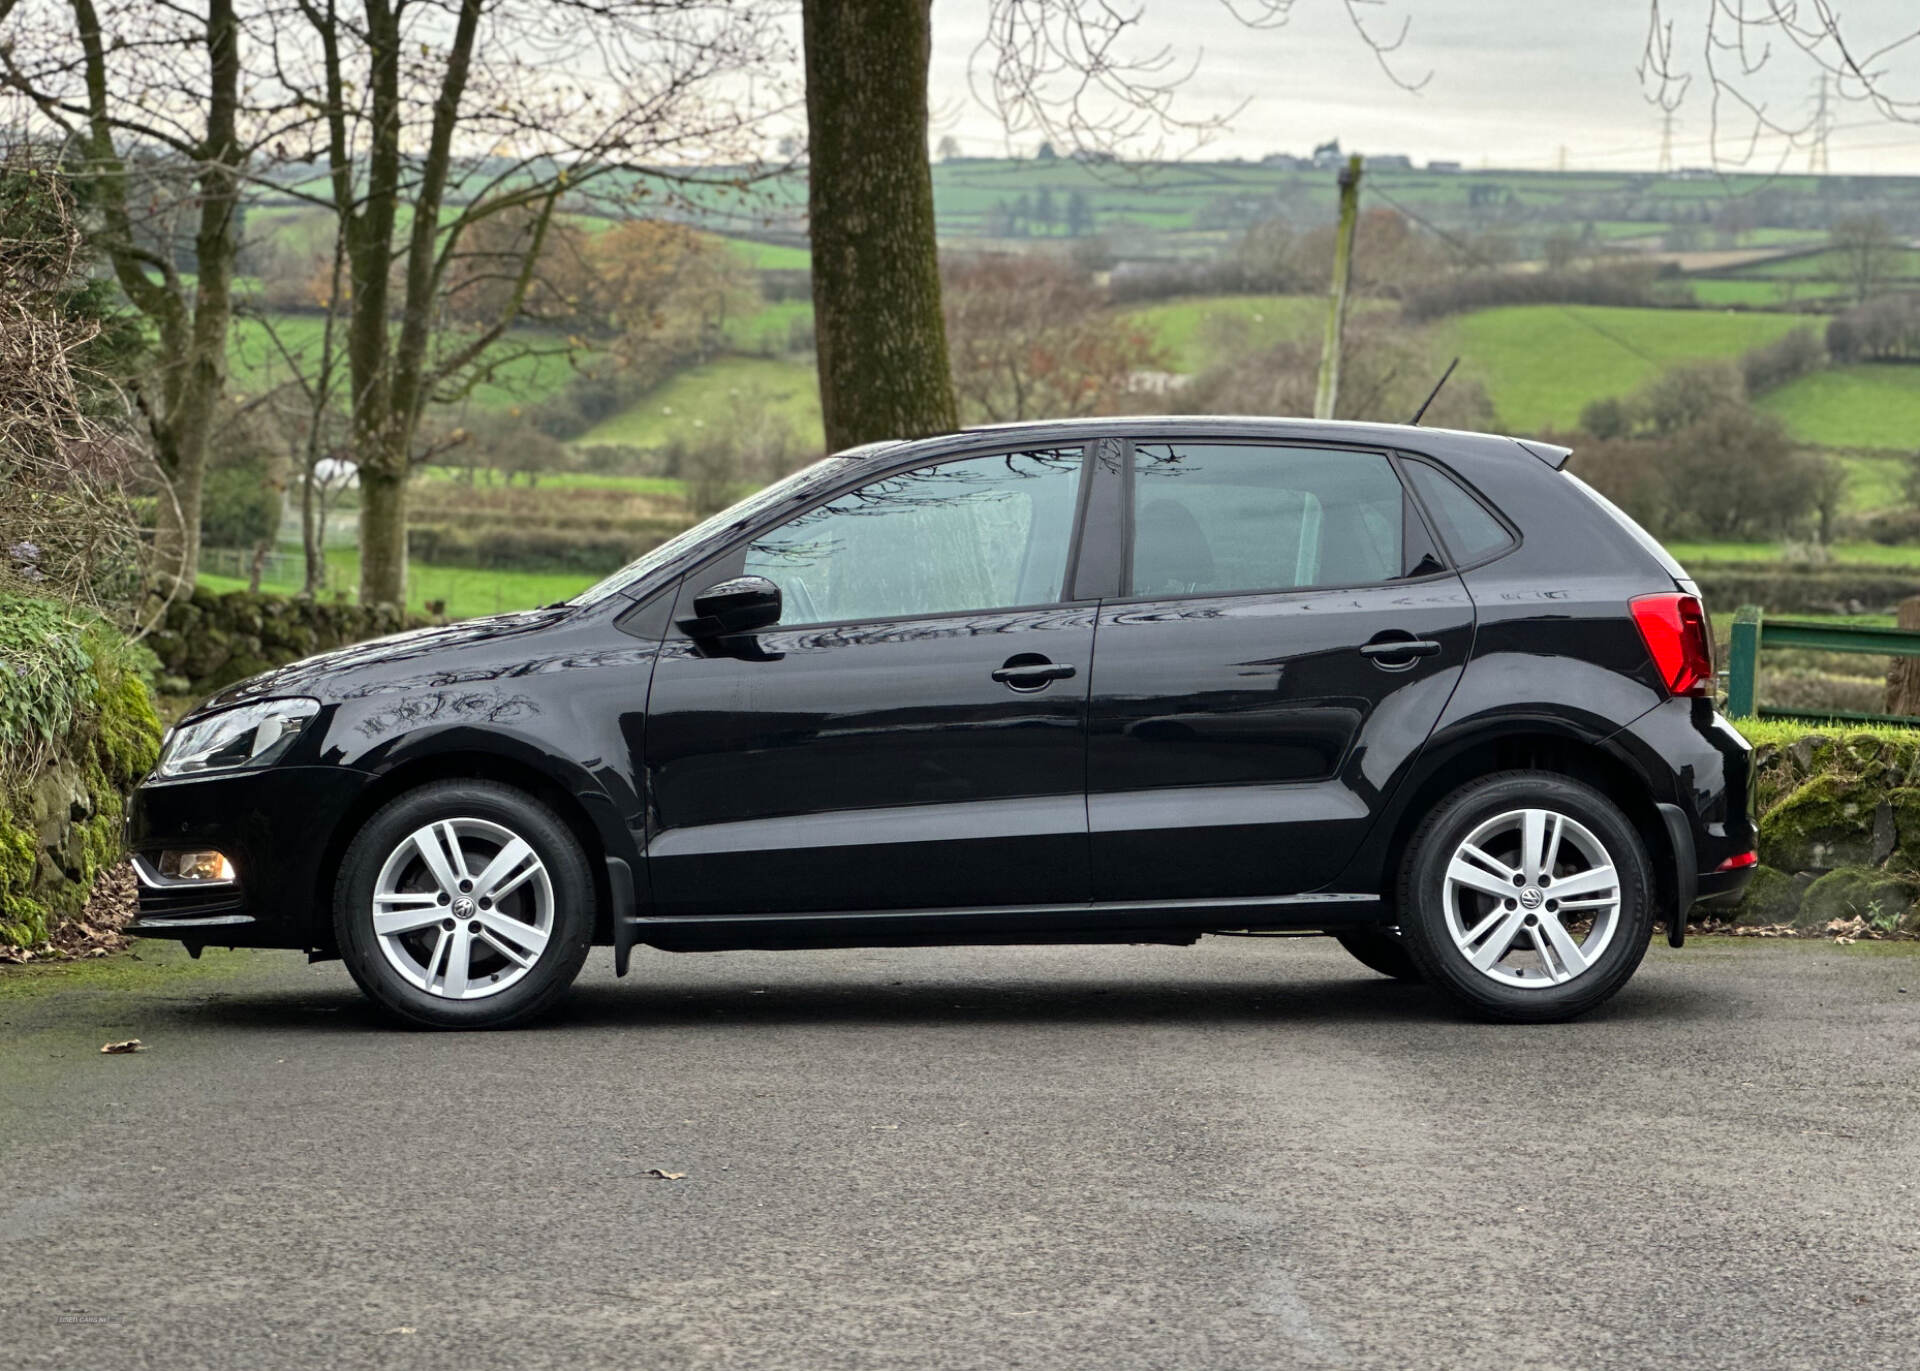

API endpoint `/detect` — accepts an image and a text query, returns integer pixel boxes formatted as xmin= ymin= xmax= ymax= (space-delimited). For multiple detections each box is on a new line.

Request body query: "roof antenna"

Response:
xmin=1408 ymin=357 xmax=1460 ymax=426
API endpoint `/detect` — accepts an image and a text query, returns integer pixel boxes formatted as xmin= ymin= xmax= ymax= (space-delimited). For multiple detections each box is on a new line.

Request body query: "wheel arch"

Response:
xmin=313 ymin=748 xmax=629 ymax=951
xmin=1361 ymin=724 xmax=1679 ymax=925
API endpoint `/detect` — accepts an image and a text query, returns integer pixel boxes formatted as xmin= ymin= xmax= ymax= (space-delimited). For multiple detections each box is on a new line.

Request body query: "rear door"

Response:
xmin=1085 ymin=439 xmax=1476 ymax=901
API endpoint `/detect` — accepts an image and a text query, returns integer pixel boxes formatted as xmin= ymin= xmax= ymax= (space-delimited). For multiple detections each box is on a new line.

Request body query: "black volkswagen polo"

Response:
xmin=129 ymin=417 xmax=1755 ymax=1028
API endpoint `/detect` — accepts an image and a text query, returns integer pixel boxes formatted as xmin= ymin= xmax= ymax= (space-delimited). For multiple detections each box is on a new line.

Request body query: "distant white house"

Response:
xmin=312 ymin=457 xmax=359 ymax=490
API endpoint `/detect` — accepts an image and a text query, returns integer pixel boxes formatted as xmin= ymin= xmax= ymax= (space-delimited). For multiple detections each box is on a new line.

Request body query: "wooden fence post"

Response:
xmin=1885 ymin=596 xmax=1920 ymax=717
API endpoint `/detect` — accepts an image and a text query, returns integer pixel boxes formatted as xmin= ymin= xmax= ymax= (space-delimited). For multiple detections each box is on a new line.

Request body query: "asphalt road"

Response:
xmin=4 ymin=935 xmax=1919 ymax=1371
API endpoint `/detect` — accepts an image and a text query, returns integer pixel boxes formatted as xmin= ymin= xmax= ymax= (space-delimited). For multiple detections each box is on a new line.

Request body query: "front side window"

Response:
xmin=1129 ymin=444 xmax=1416 ymax=597
xmin=741 ymin=448 xmax=1083 ymax=625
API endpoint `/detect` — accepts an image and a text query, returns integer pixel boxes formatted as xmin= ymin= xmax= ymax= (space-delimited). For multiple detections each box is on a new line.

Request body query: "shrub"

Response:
xmin=1400 ymin=262 xmax=1662 ymax=322
xmin=0 ymin=592 xmax=161 ymax=946
xmin=1637 ymin=360 xmax=1747 ymax=436
xmin=1739 ymin=327 xmax=1825 ymax=396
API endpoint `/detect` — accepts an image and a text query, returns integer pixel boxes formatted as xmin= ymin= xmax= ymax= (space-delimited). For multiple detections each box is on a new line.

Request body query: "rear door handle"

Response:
xmin=1359 ymin=639 xmax=1442 ymax=659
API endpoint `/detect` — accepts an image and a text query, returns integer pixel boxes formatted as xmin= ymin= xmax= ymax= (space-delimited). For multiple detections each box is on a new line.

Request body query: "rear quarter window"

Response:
xmin=1403 ymin=460 xmax=1515 ymax=566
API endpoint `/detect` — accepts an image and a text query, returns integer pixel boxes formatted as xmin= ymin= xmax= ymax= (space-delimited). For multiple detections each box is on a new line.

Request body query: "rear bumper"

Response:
xmin=1693 ymin=866 xmax=1757 ymax=908
xmin=1611 ymin=698 xmax=1755 ymax=943
xmin=126 ymin=764 xmax=374 ymax=949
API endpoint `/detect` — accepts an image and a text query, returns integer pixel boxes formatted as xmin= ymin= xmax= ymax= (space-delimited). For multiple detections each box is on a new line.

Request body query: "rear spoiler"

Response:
xmin=1514 ymin=438 xmax=1573 ymax=469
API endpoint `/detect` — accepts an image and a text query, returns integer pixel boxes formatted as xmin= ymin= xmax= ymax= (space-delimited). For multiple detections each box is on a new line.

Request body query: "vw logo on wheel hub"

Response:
xmin=1518 ymin=887 xmax=1544 ymax=910
xmin=451 ymin=896 xmax=476 ymax=918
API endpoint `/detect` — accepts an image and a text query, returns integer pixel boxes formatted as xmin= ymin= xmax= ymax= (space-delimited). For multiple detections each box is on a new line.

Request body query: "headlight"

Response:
xmin=155 ymin=698 xmax=320 ymax=778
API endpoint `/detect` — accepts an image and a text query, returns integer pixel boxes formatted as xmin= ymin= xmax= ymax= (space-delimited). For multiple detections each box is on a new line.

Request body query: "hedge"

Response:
xmin=0 ymin=594 xmax=162 ymax=947
xmin=1693 ymin=566 xmax=1920 ymax=617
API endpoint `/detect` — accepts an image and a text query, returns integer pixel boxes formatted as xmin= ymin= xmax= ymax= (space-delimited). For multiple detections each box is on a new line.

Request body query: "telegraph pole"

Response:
xmin=1657 ymin=111 xmax=1675 ymax=174
xmin=1809 ymin=75 xmax=1832 ymax=175
xmin=1314 ymin=153 xmax=1363 ymax=421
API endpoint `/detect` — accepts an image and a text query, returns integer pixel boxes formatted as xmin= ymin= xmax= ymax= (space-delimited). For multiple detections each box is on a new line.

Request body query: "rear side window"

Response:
xmin=1129 ymin=443 xmax=1422 ymax=596
xmin=1403 ymin=460 xmax=1514 ymax=566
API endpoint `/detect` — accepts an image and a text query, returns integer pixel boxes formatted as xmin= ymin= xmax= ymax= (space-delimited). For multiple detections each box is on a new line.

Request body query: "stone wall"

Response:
xmin=145 ymin=587 xmax=415 ymax=697
xmin=1734 ymin=732 xmax=1920 ymax=933
xmin=0 ymin=596 xmax=162 ymax=947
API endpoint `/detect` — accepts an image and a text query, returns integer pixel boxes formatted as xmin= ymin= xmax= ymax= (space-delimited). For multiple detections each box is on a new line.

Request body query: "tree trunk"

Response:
xmin=801 ymin=0 xmax=957 ymax=451
xmin=358 ymin=463 xmax=409 ymax=608
xmin=1885 ymin=596 xmax=1920 ymax=717
xmin=300 ymin=466 xmax=324 ymax=595
xmin=151 ymin=454 xmax=205 ymax=594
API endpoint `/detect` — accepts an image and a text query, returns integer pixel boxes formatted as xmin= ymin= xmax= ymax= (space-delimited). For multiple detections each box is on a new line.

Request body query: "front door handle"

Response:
xmin=1359 ymin=638 xmax=1442 ymax=660
xmin=992 ymin=656 xmax=1078 ymax=690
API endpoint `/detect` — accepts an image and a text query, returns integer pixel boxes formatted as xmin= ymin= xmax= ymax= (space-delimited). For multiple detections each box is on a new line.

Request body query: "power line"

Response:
xmin=1363 ymin=179 xmax=1664 ymax=370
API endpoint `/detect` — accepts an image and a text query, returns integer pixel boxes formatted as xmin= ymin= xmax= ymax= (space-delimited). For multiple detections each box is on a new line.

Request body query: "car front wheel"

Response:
xmin=334 ymin=780 xmax=594 ymax=1029
xmin=1396 ymin=771 xmax=1655 ymax=1023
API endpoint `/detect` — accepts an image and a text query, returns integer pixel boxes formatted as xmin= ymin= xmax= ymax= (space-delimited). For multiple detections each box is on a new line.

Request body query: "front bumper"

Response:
xmin=127 ymin=764 xmax=374 ymax=949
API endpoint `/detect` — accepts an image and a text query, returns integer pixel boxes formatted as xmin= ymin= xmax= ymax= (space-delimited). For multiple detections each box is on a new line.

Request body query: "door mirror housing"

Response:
xmin=681 ymin=575 xmax=782 ymax=638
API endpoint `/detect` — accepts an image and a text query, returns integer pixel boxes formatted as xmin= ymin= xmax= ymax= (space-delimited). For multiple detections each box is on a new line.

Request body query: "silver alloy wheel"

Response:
xmin=370 ymin=817 xmax=554 ymax=1000
xmin=1441 ymin=807 xmax=1621 ymax=989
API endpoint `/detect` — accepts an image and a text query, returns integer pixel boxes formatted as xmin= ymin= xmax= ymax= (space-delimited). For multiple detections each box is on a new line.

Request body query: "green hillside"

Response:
xmin=579 ymin=356 xmax=822 ymax=450
xmin=1443 ymin=305 xmax=1823 ymax=432
xmin=1759 ymin=366 xmax=1920 ymax=451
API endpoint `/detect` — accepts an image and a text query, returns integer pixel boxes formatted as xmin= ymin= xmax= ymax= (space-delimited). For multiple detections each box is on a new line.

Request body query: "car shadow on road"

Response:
xmin=179 ymin=967 xmax=1725 ymax=1035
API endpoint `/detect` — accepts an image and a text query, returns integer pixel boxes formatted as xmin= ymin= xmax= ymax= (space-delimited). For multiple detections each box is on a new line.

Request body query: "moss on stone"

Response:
xmin=1799 ymin=867 xmax=1920 ymax=930
xmin=1759 ymin=773 xmax=1884 ymax=873
xmin=0 ymin=594 xmax=163 ymax=948
xmin=1730 ymin=864 xmax=1802 ymax=926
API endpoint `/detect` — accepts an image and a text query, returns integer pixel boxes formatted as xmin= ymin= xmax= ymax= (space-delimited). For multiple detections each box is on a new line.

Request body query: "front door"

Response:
xmin=1086 ymin=439 xmax=1475 ymax=901
xmin=643 ymin=446 xmax=1096 ymax=918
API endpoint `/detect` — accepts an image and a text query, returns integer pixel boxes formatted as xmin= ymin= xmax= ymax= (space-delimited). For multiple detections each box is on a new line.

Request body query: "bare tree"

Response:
xmin=0 ymin=0 xmax=300 ymax=589
xmin=1640 ymin=2 xmax=1920 ymax=168
xmin=1830 ymin=214 xmax=1902 ymax=305
xmin=266 ymin=0 xmax=785 ymax=606
xmin=943 ymin=255 xmax=1165 ymax=422
xmin=0 ymin=146 xmax=157 ymax=622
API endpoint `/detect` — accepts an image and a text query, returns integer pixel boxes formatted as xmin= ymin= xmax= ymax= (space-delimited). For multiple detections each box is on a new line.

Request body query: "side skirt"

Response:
xmin=617 ymin=892 xmax=1384 ymax=956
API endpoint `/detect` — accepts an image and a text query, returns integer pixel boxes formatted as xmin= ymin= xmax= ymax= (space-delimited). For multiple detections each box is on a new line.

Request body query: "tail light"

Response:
xmin=1630 ymin=592 xmax=1713 ymax=698
xmin=1717 ymin=851 xmax=1758 ymax=871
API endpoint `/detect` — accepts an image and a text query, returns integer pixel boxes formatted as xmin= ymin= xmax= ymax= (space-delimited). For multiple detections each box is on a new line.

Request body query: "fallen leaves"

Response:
xmin=99 ymin=1039 xmax=144 ymax=1055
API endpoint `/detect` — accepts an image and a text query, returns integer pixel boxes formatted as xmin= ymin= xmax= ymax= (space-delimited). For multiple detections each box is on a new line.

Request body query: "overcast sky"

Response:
xmin=918 ymin=0 xmax=1920 ymax=175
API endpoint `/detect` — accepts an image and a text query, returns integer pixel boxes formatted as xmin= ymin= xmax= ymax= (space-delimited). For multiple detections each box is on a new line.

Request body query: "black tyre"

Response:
xmin=1333 ymin=927 xmax=1422 ymax=982
xmin=333 ymin=780 xmax=594 ymax=1029
xmin=1396 ymin=771 xmax=1655 ymax=1023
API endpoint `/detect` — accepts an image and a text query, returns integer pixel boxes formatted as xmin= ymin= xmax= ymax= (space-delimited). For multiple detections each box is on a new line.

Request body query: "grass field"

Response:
xmin=581 ymin=355 xmax=823 ymax=449
xmin=1665 ymin=539 xmax=1920 ymax=567
xmin=227 ymin=314 xmax=587 ymax=413
xmin=1758 ymin=365 xmax=1920 ymax=451
xmin=199 ymin=550 xmax=598 ymax=619
xmin=1688 ymin=278 xmax=1848 ymax=307
xmin=416 ymin=466 xmax=688 ymax=496
xmin=718 ymin=235 xmax=811 ymax=270
xmin=723 ymin=298 xmax=813 ymax=353
xmin=1118 ymin=294 xmax=1368 ymax=372
xmin=1442 ymin=305 xmax=1823 ymax=432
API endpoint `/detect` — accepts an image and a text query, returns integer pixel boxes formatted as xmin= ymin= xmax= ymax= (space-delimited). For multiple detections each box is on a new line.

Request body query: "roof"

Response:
xmin=837 ymin=415 xmax=1572 ymax=470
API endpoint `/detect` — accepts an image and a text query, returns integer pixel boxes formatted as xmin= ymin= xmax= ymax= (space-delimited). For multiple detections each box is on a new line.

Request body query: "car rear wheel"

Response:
xmin=334 ymin=780 xmax=594 ymax=1029
xmin=1333 ymin=927 xmax=1421 ymax=982
xmin=1396 ymin=771 xmax=1655 ymax=1023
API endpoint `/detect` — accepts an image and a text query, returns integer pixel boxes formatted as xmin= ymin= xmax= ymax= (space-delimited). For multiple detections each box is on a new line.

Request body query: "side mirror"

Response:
xmin=680 ymin=575 xmax=782 ymax=638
